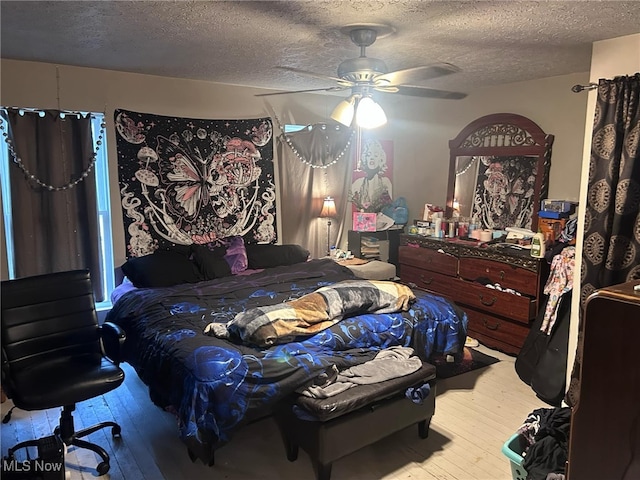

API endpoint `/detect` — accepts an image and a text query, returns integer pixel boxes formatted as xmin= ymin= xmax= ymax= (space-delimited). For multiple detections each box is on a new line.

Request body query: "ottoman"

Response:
xmin=344 ymin=260 xmax=396 ymax=280
xmin=274 ymin=362 xmax=436 ymax=480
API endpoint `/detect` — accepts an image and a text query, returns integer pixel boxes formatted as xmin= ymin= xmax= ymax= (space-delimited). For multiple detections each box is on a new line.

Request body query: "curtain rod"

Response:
xmin=571 ymin=83 xmax=598 ymax=93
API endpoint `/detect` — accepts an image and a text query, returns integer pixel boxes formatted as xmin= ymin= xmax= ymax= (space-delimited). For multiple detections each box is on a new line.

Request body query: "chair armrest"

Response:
xmin=99 ymin=322 xmax=126 ymax=365
xmin=1 ymin=348 xmax=14 ymax=400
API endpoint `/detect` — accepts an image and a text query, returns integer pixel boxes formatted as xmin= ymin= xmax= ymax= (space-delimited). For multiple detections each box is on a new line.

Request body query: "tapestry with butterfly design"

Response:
xmin=114 ymin=109 xmax=276 ymax=258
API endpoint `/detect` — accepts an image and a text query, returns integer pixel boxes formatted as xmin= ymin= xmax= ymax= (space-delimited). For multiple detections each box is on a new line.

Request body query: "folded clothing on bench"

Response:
xmin=297 ymin=346 xmax=423 ymax=399
xmin=292 ymin=361 xmax=436 ymax=422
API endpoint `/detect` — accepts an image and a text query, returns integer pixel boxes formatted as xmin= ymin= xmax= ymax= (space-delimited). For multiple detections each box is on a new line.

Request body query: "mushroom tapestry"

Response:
xmin=114 ymin=109 xmax=276 ymax=257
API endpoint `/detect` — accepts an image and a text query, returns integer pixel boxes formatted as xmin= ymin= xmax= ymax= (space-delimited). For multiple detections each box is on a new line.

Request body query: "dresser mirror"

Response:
xmin=445 ymin=113 xmax=554 ymax=231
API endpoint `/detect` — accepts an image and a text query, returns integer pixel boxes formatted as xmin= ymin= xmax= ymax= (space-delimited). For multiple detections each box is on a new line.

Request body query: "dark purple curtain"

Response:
xmin=580 ymin=73 xmax=640 ymax=297
xmin=566 ymin=73 xmax=640 ymax=406
xmin=3 ymin=109 xmax=103 ymax=300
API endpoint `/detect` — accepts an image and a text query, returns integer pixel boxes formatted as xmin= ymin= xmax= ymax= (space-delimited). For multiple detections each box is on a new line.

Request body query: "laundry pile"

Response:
xmin=517 ymin=407 xmax=571 ymax=480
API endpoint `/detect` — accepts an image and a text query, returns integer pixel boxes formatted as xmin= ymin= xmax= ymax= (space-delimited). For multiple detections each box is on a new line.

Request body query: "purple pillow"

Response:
xmin=221 ymin=235 xmax=248 ymax=274
xmin=193 ymin=236 xmax=248 ymax=277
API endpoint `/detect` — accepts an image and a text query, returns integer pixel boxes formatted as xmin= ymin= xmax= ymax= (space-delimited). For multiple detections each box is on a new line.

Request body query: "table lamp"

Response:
xmin=319 ymin=196 xmax=337 ymax=256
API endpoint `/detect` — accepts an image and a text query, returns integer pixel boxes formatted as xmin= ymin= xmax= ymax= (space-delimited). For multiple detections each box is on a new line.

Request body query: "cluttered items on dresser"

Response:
xmin=400 ymin=207 xmax=578 ymax=356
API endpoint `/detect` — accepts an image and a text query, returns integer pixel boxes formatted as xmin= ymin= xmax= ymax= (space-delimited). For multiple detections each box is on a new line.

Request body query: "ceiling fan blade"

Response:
xmin=275 ymin=66 xmax=353 ymax=87
xmin=374 ymin=63 xmax=461 ymax=87
xmin=388 ymin=85 xmax=467 ymax=100
xmin=255 ymin=86 xmax=347 ymax=97
xmin=372 ymin=86 xmax=399 ymax=93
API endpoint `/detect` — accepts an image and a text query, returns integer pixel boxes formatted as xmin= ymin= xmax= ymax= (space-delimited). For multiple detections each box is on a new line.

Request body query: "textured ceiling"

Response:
xmin=2 ymin=1 xmax=640 ymax=96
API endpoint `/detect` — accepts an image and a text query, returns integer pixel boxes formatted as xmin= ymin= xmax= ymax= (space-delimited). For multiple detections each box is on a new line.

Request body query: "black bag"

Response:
xmin=515 ymin=291 xmax=572 ymax=406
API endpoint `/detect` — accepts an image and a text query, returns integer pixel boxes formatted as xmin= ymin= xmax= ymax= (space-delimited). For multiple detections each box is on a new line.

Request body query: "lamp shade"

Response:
xmin=319 ymin=197 xmax=337 ymax=218
xmin=330 ymin=97 xmax=355 ymax=127
xmin=355 ymin=96 xmax=387 ymax=129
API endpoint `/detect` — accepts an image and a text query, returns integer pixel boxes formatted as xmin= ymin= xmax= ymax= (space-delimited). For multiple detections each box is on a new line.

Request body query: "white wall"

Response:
xmin=567 ymin=33 xmax=640 ymax=386
xmin=1 ymin=59 xmax=588 ymax=276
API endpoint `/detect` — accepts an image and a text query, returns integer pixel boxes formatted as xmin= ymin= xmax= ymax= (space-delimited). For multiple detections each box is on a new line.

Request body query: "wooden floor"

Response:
xmin=1 ymin=344 xmax=546 ymax=480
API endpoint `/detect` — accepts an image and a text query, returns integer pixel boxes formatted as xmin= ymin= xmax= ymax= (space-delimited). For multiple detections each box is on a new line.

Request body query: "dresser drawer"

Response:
xmin=454 ymin=280 xmax=536 ymax=323
xmin=399 ymin=264 xmax=459 ymax=297
xmin=399 ymin=246 xmax=458 ymax=277
xmin=464 ymin=307 xmax=530 ymax=352
xmin=458 ymin=256 xmax=539 ymax=297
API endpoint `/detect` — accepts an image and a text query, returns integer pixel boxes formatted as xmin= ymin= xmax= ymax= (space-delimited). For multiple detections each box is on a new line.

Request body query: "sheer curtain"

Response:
xmin=275 ymin=125 xmax=354 ymax=259
xmin=566 ymin=73 xmax=640 ymax=406
xmin=2 ymin=109 xmax=104 ymax=300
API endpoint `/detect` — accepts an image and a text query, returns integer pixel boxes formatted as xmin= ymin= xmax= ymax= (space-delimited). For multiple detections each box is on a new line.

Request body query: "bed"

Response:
xmin=106 ymin=245 xmax=468 ymax=465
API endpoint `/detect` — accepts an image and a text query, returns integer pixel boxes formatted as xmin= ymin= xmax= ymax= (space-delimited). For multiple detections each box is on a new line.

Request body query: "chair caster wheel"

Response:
xmin=112 ymin=425 xmax=122 ymax=437
xmin=96 ymin=461 xmax=110 ymax=475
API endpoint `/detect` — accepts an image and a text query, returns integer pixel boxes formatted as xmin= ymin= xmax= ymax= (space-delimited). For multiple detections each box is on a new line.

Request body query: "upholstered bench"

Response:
xmin=343 ymin=259 xmax=396 ymax=280
xmin=274 ymin=362 xmax=437 ymax=480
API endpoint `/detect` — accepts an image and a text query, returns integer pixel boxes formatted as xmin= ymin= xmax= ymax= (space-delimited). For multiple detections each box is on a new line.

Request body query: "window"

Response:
xmin=0 ymin=111 xmax=115 ymax=309
xmin=284 ymin=124 xmax=305 ymax=133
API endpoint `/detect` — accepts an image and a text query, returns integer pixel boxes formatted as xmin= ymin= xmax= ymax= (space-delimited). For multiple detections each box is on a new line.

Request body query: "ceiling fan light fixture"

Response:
xmin=355 ymin=96 xmax=387 ymax=129
xmin=330 ymin=96 xmax=356 ymax=127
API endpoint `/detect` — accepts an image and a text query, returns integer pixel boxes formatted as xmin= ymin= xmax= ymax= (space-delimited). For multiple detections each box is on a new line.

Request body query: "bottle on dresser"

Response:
xmin=530 ymin=229 xmax=546 ymax=258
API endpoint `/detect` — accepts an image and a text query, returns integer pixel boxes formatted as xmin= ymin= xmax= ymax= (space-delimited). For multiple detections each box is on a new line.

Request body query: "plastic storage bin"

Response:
xmin=501 ymin=433 xmax=529 ymax=480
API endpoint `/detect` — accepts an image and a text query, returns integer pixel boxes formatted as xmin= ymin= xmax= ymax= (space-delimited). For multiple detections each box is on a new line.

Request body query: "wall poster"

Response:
xmin=349 ymin=137 xmax=394 ymax=213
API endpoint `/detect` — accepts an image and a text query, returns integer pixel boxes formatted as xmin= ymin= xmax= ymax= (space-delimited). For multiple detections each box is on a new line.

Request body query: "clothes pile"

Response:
xmin=517 ymin=407 xmax=571 ymax=480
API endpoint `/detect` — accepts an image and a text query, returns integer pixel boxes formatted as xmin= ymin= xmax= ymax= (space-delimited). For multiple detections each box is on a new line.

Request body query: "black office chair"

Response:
xmin=1 ymin=270 xmax=126 ymax=475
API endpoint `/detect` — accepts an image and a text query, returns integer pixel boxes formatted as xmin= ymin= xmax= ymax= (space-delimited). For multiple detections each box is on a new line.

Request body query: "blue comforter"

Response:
xmin=106 ymin=258 xmax=467 ymax=463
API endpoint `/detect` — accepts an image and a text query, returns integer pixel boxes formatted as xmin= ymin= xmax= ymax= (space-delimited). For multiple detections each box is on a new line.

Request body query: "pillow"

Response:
xmin=245 ymin=243 xmax=310 ymax=269
xmin=158 ymin=243 xmax=193 ymax=257
xmin=192 ymin=244 xmax=232 ymax=280
xmin=219 ymin=235 xmax=248 ymax=274
xmin=192 ymin=235 xmax=248 ymax=279
xmin=121 ymin=249 xmax=203 ymax=288
xmin=110 ymin=277 xmax=137 ymax=304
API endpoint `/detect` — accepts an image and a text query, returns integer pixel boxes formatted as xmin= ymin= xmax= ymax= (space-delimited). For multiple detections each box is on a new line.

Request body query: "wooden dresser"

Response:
xmin=398 ymin=234 xmax=549 ymax=355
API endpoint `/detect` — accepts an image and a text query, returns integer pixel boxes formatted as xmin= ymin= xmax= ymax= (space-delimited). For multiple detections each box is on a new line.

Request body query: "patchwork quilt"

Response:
xmin=207 ymin=280 xmax=416 ymax=346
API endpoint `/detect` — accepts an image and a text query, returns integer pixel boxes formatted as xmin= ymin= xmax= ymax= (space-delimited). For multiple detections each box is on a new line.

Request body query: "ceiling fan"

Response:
xmin=256 ymin=23 xmax=467 ymax=102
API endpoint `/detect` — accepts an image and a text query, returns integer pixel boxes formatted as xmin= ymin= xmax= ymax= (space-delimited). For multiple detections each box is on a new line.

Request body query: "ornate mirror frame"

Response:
xmin=445 ymin=113 xmax=554 ymax=231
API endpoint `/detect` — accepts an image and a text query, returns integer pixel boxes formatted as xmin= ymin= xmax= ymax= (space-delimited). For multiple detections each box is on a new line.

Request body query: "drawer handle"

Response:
xmin=479 ymin=294 xmax=497 ymax=306
xmin=419 ymin=274 xmax=434 ymax=285
xmin=483 ymin=319 xmax=501 ymax=330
